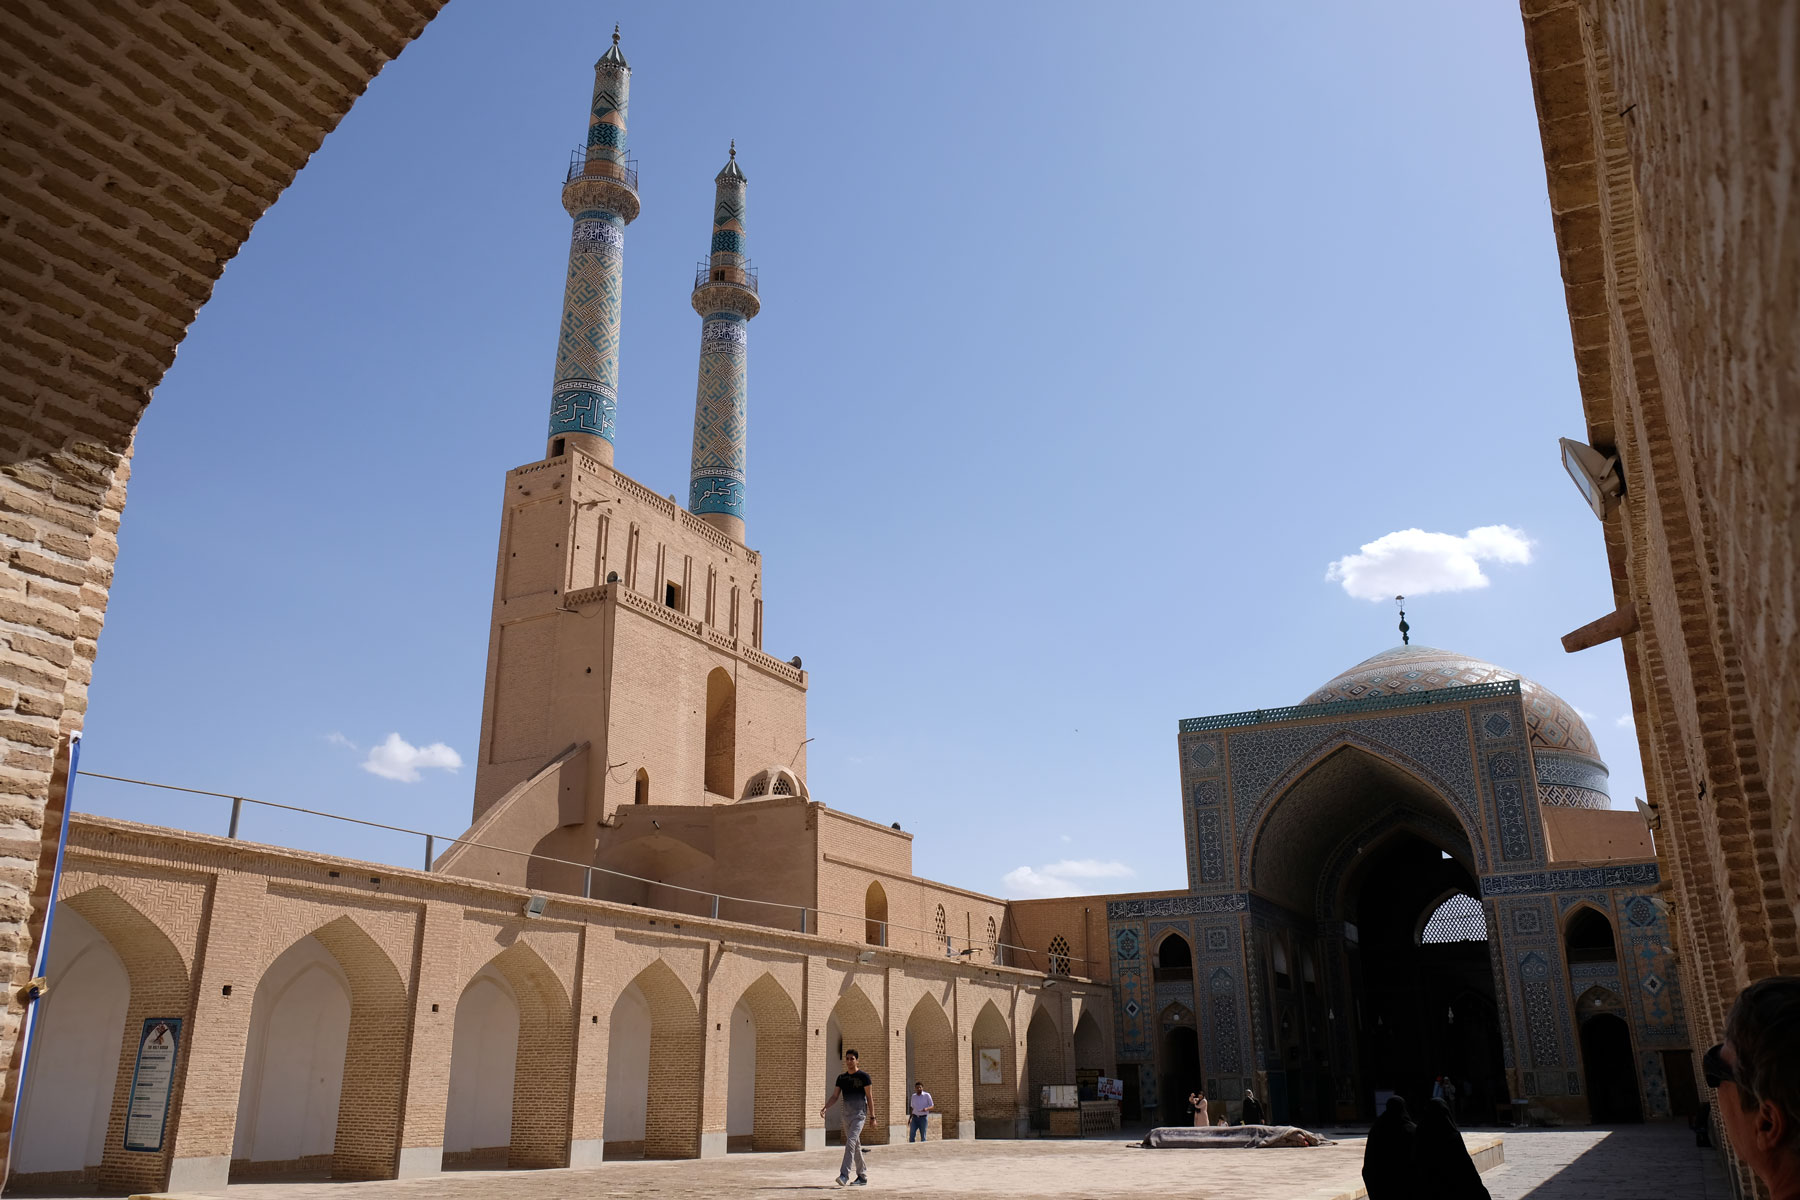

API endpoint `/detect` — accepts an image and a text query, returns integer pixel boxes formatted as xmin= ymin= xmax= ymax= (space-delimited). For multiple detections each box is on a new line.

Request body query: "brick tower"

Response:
xmin=546 ymin=26 xmax=638 ymax=465
xmin=687 ymin=142 xmax=759 ymax=544
xmin=457 ymin=52 xmax=807 ymax=885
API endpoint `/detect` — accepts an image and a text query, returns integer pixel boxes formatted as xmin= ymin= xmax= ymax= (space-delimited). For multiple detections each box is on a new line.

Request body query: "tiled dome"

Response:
xmin=1304 ymin=644 xmax=1602 ymax=761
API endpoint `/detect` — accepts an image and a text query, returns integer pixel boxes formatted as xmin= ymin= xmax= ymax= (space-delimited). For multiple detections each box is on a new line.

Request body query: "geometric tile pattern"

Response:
xmin=689 ymin=315 xmax=748 ymax=517
xmin=550 ymin=46 xmax=633 ymax=446
xmin=689 ymin=157 xmax=754 ymax=520
xmin=549 ymin=216 xmax=625 ymax=443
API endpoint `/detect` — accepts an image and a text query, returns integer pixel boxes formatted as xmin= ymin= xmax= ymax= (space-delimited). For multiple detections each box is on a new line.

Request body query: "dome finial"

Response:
xmin=1395 ymin=595 xmax=1410 ymax=646
xmin=612 ymin=22 xmax=620 ymax=45
xmin=729 ymin=138 xmax=736 ymax=160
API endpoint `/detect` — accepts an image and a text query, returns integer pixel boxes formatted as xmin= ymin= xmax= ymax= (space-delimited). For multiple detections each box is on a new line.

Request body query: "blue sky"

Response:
xmin=76 ymin=1 xmax=1645 ymax=899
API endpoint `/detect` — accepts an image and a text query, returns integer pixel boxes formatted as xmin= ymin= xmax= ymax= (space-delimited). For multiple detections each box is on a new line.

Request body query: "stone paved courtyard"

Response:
xmin=114 ymin=1122 xmax=1733 ymax=1200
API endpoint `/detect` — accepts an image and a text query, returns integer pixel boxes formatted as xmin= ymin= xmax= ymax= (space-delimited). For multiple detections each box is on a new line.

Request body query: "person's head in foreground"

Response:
xmin=914 ymin=1081 xmax=924 ymax=1093
xmin=843 ymin=1049 xmax=859 ymax=1070
xmin=1712 ymin=977 xmax=1800 ymax=1198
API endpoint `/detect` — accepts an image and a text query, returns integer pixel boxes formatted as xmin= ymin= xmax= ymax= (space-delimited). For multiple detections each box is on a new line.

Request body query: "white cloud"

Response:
xmin=1060 ymin=834 xmax=1072 ymax=843
xmin=1575 ymin=706 xmax=1598 ymax=722
xmin=362 ymin=733 xmax=463 ymax=783
xmin=325 ymin=731 xmax=357 ymax=750
xmin=1002 ymin=859 xmax=1134 ymax=899
xmin=1615 ymin=713 xmax=1635 ymax=729
xmin=1326 ymin=525 xmax=1533 ymax=601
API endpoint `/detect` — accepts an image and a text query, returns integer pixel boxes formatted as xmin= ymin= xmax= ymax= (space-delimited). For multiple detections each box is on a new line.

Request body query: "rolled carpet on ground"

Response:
xmin=1139 ymin=1125 xmax=1334 ymax=1148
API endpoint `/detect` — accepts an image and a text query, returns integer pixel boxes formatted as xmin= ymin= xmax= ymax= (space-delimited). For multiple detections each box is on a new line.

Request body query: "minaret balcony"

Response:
xmin=693 ymin=260 xmax=758 ymax=294
xmin=566 ymin=150 xmax=638 ymax=192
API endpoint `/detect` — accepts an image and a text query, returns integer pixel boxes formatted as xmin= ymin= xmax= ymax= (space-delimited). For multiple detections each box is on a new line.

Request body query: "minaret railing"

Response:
xmin=693 ymin=260 xmax=758 ymax=292
xmin=566 ymin=150 xmax=639 ymax=191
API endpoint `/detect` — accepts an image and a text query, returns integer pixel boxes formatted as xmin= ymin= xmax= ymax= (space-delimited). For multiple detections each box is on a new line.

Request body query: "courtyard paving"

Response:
xmin=136 ymin=1123 xmax=1730 ymax=1200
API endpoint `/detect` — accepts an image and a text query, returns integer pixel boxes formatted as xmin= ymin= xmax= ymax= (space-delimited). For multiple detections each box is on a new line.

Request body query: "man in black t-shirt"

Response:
xmin=821 ymin=1048 xmax=873 ymax=1186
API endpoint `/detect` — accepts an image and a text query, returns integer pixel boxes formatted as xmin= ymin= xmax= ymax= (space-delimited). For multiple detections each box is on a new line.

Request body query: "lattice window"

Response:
xmin=1420 ymin=892 xmax=1488 ymax=944
xmin=772 ymin=774 xmax=794 ymax=795
xmin=987 ymin=916 xmax=1000 ymax=965
xmin=1048 ymin=935 xmax=1072 ymax=976
xmin=934 ymin=905 xmax=950 ymax=954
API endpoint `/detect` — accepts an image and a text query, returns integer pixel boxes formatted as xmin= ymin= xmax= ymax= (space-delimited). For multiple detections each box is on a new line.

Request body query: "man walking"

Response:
xmin=822 ymin=1048 xmax=872 ymax=1187
xmin=909 ymin=1080 xmax=935 ymax=1141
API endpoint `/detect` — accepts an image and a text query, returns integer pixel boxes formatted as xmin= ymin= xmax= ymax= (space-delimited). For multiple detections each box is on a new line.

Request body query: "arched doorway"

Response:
xmin=1246 ymin=744 xmax=1508 ymax=1122
xmin=12 ymin=906 xmax=129 ymax=1182
xmin=444 ymin=942 xmax=574 ymax=1169
xmin=969 ymin=1000 xmax=1014 ymax=1138
xmin=604 ymin=961 xmax=702 ymax=1159
xmin=1025 ymin=1006 xmax=1063 ymax=1130
xmin=1161 ymin=1020 xmax=1202 ymax=1125
xmin=232 ymin=936 xmax=352 ymax=1177
xmin=1579 ymin=1009 xmax=1643 ymax=1123
xmin=1074 ymin=1011 xmax=1106 ymax=1075
xmin=444 ymin=969 xmax=519 ymax=1168
xmin=704 ymin=667 xmax=735 ymax=797
xmin=905 ymin=995 xmax=959 ymax=1137
xmin=826 ymin=985 xmax=888 ymax=1145
xmin=725 ymin=974 xmax=805 ymax=1151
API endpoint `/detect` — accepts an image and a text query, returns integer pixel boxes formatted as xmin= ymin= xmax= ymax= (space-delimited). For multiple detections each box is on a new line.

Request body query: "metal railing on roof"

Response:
xmin=74 ymin=771 xmax=1100 ymax=977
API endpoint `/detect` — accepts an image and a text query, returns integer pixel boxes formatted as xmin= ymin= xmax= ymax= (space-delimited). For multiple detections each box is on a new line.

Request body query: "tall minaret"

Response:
xmin=686 ymin=142 xmax=760 ymax=543
xmin=546 ymin=26 xmax=640 ymax=464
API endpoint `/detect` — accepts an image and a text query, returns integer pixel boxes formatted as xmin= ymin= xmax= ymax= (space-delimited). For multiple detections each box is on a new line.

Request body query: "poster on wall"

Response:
xmin=1097 ymin=1076 xmax=1124 ymax=1101
xmin=123 ymin=1017 xmax=183 ymax=1153
xmin=978 ymin=1047 xmax=1004 ymax=1084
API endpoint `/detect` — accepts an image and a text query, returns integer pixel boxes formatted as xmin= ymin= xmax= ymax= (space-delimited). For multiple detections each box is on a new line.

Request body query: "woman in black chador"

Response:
xmin=1416 ymin=1097 xmax=1491 ymax=1199
xmin=1361 ymin=1096 xmax=1423 ymax=1200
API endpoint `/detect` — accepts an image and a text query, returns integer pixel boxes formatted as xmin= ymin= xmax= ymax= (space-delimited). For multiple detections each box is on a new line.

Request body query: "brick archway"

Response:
xmin=0 ymin=3 xmax=453 ymax=1170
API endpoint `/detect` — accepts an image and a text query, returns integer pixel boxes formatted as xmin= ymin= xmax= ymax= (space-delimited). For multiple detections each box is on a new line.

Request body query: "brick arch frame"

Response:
xmin=827 ymin=980 xmax=888 ymax=1144
xmin=904 ymin=993 xmax=958 ymax=1135
xmin=0 ymin=3 xmax=454 ymax=1170
xmin=614 ymin=959 xmax=702 ymax=1159
xmin=248 ymin=915 xmax=411 ymax=1180
xmin=967 ymin=998 xmax=1014 ymax=1138
xmin=58 ymin=885 xmax=194 ymax=1194
xmin=726 ymin=972 xmax=805 ymax=1151
xmin=472 ymin=941 xmax=575 ymax=1169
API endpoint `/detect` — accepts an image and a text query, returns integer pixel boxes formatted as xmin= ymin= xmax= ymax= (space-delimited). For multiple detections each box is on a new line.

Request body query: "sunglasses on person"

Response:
xmin=1703 ymin=1043 xmax=1737 ymax=1090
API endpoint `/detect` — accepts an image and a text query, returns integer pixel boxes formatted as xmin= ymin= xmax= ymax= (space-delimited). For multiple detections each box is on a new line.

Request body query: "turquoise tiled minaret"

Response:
xmin=687 ymin=142 xmax=760 ymax=542
xmin=547 ymin=26 xmax=640 ymax=464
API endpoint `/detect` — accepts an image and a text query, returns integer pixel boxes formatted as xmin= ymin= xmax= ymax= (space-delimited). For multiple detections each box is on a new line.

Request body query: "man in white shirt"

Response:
xmin=908 ymin=1081 xmax=935 ymax=1142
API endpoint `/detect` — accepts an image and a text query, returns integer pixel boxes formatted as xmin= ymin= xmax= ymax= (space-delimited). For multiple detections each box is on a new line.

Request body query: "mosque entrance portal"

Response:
xmin=1342 ymin=831 xmax=1506 ymax=1121
xmin=1247 ymin=745 xmax=1508 ymax=1124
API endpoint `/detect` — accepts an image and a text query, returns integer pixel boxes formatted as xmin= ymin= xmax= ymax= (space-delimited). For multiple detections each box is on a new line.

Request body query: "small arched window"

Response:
xmin=865 ymin=882 xmax=888 ymax=946
xmin=1153 ymin=934 xmax=1193 ymax=982
xmin=633 ymin=768 xmax=650 ymax=806
xmin=1273 ymin=939 xmax=1291 ymax=989
xmin=934 ymin=904 xmax=950 ymax=955
xmin=1420 ymin=892 xmax=1488 ymax=944
xmin=1302 ymin=949 xmax=1318 ymax=993
xmin=1565 ymin=906 xmax=1618 ymax=964
xmin=987 ymin=916 xmax=1000 ymax=965
xmin=1048 ymin=935 xmax=1072 ymax=976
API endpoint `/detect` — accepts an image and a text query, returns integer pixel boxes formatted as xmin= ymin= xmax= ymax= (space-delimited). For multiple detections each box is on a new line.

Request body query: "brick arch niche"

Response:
xmin=723 ymin=972 xmax=805 ymax=1152
xmin=0 ymin=2 xmax=453 ymax=1170
xmin=233 ymin=915 xmax=410 ymax=1181
xmin=443 ymin=941 xmax=574 ymax=1170
xmin=903 ymin=994 xmax=958 ymax=1137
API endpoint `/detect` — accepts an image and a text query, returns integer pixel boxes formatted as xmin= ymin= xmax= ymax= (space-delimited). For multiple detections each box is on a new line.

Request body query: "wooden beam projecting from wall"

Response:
xmin=1562 ymin=602 xmax=1640 ymax=653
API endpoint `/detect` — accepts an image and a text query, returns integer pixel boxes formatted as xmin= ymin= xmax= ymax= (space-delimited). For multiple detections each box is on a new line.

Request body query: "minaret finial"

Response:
xmin=613 ymin=23 xmax=620 ymax=44
xmin=729 ymin=139 xmax=736 ymax=160
xmin=1396 ymin=596 xmax=1410 ymax=646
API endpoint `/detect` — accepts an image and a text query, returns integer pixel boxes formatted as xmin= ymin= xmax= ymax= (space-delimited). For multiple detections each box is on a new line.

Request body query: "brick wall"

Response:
xmin=13 ymin=815 xmax=1106 ymax=1189
xmin=1520 ymin=0 xmax=1799 ymax=1189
